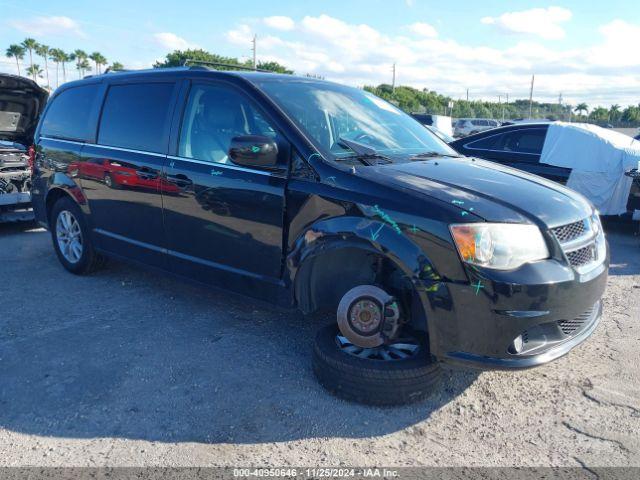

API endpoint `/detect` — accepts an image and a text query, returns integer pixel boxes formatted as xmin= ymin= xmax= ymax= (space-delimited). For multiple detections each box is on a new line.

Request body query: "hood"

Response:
xmin=358 ymin=156 xmax=592 ymax=228
xmin=0 ymin=74 xmax=49 ymax=146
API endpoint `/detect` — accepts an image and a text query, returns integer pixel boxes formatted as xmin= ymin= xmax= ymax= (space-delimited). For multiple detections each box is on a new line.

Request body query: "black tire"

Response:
xmin=104 ymin=173 xmax=117 ymax=189
xmin=312 ymin=325 xmax=441 ymax=406
xmin=50 ymin=196 xmax=106 ymax=275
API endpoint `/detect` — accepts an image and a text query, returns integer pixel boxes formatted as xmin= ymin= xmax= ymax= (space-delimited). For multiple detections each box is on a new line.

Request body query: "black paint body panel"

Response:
xmin=32 ymin=69 xmax=609 ymax=370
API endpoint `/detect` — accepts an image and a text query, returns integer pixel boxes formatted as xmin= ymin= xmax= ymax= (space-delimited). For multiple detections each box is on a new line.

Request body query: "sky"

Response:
xmin=1 ymin=0 xmax=639 ymax=107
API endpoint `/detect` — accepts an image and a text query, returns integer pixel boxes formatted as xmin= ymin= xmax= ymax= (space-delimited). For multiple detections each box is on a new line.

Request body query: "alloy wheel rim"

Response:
xmin=335 ymin=335 xmax=420 ymax=361
xmin=56 ymin=210 xmax=83 ymax=264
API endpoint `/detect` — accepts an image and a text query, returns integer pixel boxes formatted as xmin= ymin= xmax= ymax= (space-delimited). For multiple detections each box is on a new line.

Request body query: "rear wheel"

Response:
xmin=50 ymin=196 xmax=105 ymax=275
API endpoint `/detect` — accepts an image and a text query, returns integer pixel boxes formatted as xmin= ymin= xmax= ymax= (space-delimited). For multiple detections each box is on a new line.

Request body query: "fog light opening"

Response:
xmin=510 ymin=335 xmax=524 ymax=354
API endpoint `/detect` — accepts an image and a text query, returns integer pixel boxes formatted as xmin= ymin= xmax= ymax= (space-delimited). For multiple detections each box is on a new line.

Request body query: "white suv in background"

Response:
xmin=454 ymin=118 xmax=500 ymax=137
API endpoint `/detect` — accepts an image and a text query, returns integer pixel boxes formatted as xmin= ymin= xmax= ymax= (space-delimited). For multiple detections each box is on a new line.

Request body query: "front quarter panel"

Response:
xmin=284 ymin=170 xmax=471 ymax=353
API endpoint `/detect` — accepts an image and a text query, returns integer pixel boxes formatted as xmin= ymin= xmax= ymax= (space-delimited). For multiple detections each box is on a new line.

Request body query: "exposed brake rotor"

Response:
xmin=336 ymin=285 xmax=401 ymax=348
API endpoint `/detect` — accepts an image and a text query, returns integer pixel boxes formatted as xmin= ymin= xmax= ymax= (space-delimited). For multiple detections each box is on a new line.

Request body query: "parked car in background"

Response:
xmin=67 ymin=158 xmax=181 ymax=193
xmin=450 ymin=122 xmax=640 ymax=217
xmin=410 ymin=113 xmax=454 ymax=138
xmin=32 ymin=68 xmax=607 ymax=405
xmin=453 ymin=118 xmax=500 ymax=137
xmin=0 ymin=74 xmax=48 ymax=220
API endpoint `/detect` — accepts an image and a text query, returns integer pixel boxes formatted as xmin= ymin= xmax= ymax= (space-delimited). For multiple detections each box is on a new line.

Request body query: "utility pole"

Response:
xmin=466 ymin=88 xmax=469 ymax=101
xmin=558 ymin=92 xmax=564 ymax=120
xmin=505 ymin=92 xmax=509 ymax=121
xmin=391 ymin=63 xmax=396 ymax=91
xmin=251 ymin=34 xmax=257 ymax=70
xmin=499 ymin=95 xmax=505 ymax=122
xmin=528 ymin=74 xmax=535 ymax=119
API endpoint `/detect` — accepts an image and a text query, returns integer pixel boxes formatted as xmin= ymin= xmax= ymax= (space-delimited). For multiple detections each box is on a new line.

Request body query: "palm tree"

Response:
xmin=574 ymin=103 xmax=588 ymax=118
xmin=26 ymin=64 xmax=43 ymax=80
xmin=5 ymin=44 xmax=25 ymax=76
xmin=77 ymin=59 xmax=91 ymax=77
xmin=21 ymin=38 xmax=39 ymax=77
xmin=60 ymin=51 xmax=71 ymax=83
xmin=49 ymin=48 xmax=63 ymax=87
xmin=609 ymin=104 xmax=621 ymax=123
xmin=71 ymin=49 xmax=88 ymax=78
xmin=110 ymin=61 xmax=124 ymax=71
xmin=89 ymin=52 xmax=106 ymax=74
xmin=98 ymin=54 xmax=108 ymax=73
xmin=35 ymin=44 xmax=51 ymax=87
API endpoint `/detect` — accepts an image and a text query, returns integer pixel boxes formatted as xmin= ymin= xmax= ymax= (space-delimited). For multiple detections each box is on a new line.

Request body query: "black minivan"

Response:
xmin=32 ymin=67 xmax=608 ymax=405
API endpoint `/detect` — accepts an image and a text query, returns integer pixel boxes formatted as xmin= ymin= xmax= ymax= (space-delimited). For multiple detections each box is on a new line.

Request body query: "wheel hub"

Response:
xmin=337 ymin=285 xmax=400 ymax=348
xmin=56 ymin=210 xmax=83 ymax=264
xmin=349 ymin=299 xmax=382 ymax=334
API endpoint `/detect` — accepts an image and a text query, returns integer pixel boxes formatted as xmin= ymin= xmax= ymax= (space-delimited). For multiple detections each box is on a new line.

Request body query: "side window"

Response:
xmin=465 ymin=129 xmax=546 ymax=156
xmin=40 ymin=84 xmax=100 ymax=141
xmin=465 ymin=134 xmax=501 ymax=151
xmin=496 ymin=129 xmax=546 ymax=155
xmin=178 ymin=84 xmax=277 ymax=165
xmin=98 ymin=82 xmax=175 ymax=153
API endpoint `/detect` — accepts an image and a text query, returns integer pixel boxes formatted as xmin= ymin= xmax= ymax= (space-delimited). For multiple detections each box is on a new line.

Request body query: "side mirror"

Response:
xmin=229 ymin=135 xmax=279 ymax=169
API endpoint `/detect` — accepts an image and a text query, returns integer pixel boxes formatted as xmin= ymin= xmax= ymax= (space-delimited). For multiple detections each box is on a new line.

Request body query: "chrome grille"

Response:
xmin=551 ymin=220 xmax=586 ymax=243
xmin=566 ymin=244 xmax=596 ymax=267
xmin=551 ymin=217 xmax=602 ymax=271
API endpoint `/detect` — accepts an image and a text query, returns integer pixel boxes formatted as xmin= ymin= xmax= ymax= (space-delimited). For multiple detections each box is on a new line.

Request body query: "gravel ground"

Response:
xmin=0 ymin=220 xmax=639 ymax=467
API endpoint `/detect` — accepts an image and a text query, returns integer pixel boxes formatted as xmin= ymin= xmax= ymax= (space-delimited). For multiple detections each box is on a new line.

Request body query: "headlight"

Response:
xmin=450 ymin=223 xmax=550 ymax=270
xmin=592 ymin=212 xmax=606 ymax=260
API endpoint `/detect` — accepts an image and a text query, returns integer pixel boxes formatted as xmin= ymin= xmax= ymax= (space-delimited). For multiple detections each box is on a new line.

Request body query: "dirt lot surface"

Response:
xmin=1 ymin=220 xmax=639 ymax=467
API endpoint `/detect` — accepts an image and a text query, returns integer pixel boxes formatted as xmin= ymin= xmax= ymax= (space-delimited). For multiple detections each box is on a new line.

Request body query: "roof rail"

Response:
xmin=103 ymin=67 xmax=130 ymax=74
xmin=182 ymin=59 xmax=271 ymax=73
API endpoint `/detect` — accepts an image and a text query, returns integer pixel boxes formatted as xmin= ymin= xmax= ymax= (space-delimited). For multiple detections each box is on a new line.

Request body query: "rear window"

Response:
xmin=98 ymin=83 xmax=175 ymax=153
xmin=40 ymin=84 xmax=100 ymax=141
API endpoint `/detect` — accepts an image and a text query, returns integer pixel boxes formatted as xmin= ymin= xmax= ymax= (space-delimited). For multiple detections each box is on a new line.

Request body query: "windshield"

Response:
xmin=255 ymin=79 xmax=458 ymax=162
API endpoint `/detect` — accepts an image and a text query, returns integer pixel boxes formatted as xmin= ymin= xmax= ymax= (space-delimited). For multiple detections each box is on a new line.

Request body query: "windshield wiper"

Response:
xmin=410 ymin=151 xmax=462 ymax=160
xmin=336 ymin=137 xmax=392 ymax=166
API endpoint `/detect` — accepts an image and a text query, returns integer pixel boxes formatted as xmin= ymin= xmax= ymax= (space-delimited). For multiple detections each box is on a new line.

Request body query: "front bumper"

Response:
xmin=443 ymin=300 xmax=601 ymax=369
xmin=425 ymin=255 xmax=608 ymax=370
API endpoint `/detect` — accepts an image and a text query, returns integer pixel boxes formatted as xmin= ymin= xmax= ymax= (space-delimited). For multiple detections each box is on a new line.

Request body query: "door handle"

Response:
xmin=136 ymin=167 xmax=158 ymax=179
xmin=166 ymin=173 xmax=193 ymax=187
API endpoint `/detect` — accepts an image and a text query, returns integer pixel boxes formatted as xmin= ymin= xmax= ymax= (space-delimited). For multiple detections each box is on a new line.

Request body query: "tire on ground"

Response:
xmin=312 ymin=324 xmax=441 ymax=406
xmin=50 ymin=196 xmax=106 ymax=275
